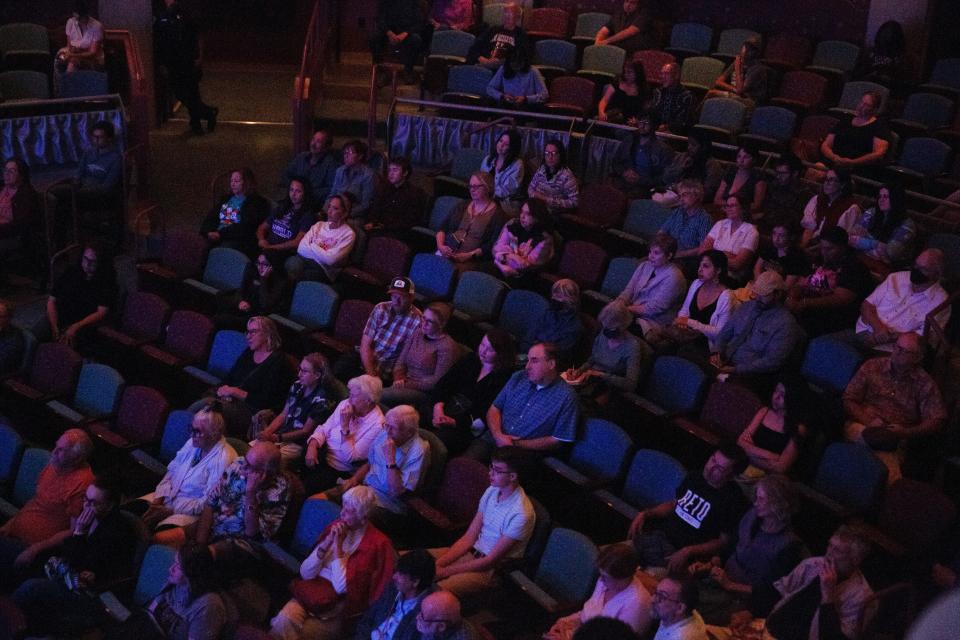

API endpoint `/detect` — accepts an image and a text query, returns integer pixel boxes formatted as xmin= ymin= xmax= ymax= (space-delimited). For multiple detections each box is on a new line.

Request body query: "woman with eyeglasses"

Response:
xmin=527 ymin=139 xmax=579 ymax=214
xmin=699 ymin=194 xmax=759 ymax=283
xmin=800 ymin=168 xmax=861 ymax=249
xmin=251 ymin=352 xmax=342 ymax=465
xmin=382 ymin=302 xmax=460 ymax=407
xmin=543 ymin=544 xmax=652 ymax=640
xmin=215 ymin=252 xmax=291 ymax=332
xmin=436 ymin=171 xmax=505 ymax=268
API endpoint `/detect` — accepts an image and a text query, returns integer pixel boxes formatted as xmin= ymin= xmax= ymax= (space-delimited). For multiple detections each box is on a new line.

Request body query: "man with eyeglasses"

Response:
xmin=415 ymin=590 xmax=479 ymax=640
xmin=651 ymin=576 xmax=707 ymax=640
xmin=612 ymin=110 xmax=676 ymax=198
xmin=842 ymin=332 xmax=946 ymax=483
xmin=430 ymin=447 xmax=535 ymax=597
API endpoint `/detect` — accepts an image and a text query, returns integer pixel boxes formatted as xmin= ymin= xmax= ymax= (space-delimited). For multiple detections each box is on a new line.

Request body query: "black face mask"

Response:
xmin=910 ymin=267 xmax=931 ymax=285
xmin=602 ymin=327 xmax=620 ymax=339
xmin=549 ymin=299 xmax=566 ymax=311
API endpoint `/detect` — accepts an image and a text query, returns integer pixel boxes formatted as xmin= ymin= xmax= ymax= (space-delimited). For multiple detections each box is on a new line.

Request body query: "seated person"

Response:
xmin=382 ymin=302 xmax=461 ymax=407
xmin=0 ymin=298 xmax=25 ymax=376
xmin=647 ymin=250 xmax=735 ymax=359
xmin=331 ymin=140 xmax=376 ymax=224
xmin=467 ymin=2 xmax=529 ymax=69
xmin=713 ymin=144 xmax=767 ymax=218
xmin=819 ymin=90 xmax=890 ymax=172
xmin=428 ymin=0 xmax=474 ymax=32
xmin=58 ymin=1 xmax=105 ymax=73
xmin=652 ymin=62 xmax=694 ymax=135
xmin=480 ymin=131 xmax=526 ymax=213
xmin=250 ymin=352 xmax=340 ymax=465
xmin=492 ymin=198 xmax=555 ymax=284
xmin=431 ymin=328 xmax=517 ymax=457
xmin=565 ymin=300 xmax=648 ymax=401
xmin=436 ymin=171 xmax=505 ymax=268
xmin=218 ymin=252 xmax=291 ymax=329
xmin=520 ymin=278 xmax=584 ymax=360
xmin=0 ymin=158 xmax=39 ymax=261
xmin=13 ymin=476 xmax=138 ymax=638
xmin=282 ymin=129 xmax=339 ymax=205
xmin=257 ymin=177 xmax=316 ymax=267
xmin=366 ymin=156 xmax=429 ymax=237
xmin=757 ymin=154 xmax=812 ymax=235
xmin=189 ymin=316 xmax=294 ymax=437
xmin=200 ymin=167 xmax=271 ymax=256
xmin=656 ymin=131 xmax=723 ymax=207
xmin=545 ymin=544 xmax=653 ymax=640
xmin=486 ymin=49 xmax=549 ymax=108
xmin=630 ymin=445 xmax=748 ymax=576
xmin=712 ymin=272 xmax=803 ymax=390
xmin=430 ymin=447 xmax=536 ymax=597
xmin=612 ymin=110 xmax=675 ymax=196
xmin=290 ymin=193 xmax=357 ymax=282
xmin=191 ymin=442 xmax=291 ymax=576
xmin=843 ymin=332 xmax=947 ymax=484
xmin=44 ymin=242 xmax=114 ymax=348
xmin=800 ymin=169 xmax=861 ymax=249
xmin=318 ymin=405 xmax=429 ymax=534
xmin=467 ymin=342 xmax=578 ymax=461
xmin=650 ymin=575 xmax=708 ymax=640
xmin=129 ymin=405 xmax=237 ymax=537
xmin=109 ymin=543 xmax=228 ymax=640
xmin=737 ymin=380 xmax=808 ymax=480
xmin=853 ymin=248 xmax=949 ymax=349
xmin=415 ymin=591 xmax=480 ymax=640
xmin=787 ymin=226 xmax=875 ymax=337
xmin=0 ymin=429 xmax=94 ymax=586
xmin=598 ymin=60 xmax=650 ymax=126
xmin=658 ymin=179 xmax=714 ymax=275
xmin=753 ymin=223 xmax=810 ymax=291
xmin=594 ymin=0 xmax=657 ymax=53
xmin=724 ymin=526 xmax=876 ymax=640
xmin=368 ymin=0 xmax=425 ymax=80
xmin=354 ymin=549 xmax=436 ymax=640
xmin=615 ymin=233 xmax=687 ymax=336
xmin=303 ymin=375 xmax=385 ymax=494
xmin=707 ymin=37 xmax=772 ymax=109
xmin=270 ymin=486 xmax=395 ymax=640
xmin=841 ymin=182 xmax=917 ymax=268
xmin=527 ymin=139 xmax=580 ymax=214
xmin=699 ymin=194 xmax=759 ymax=283
xmin=692 ymin=475 xmax=804 ymax=624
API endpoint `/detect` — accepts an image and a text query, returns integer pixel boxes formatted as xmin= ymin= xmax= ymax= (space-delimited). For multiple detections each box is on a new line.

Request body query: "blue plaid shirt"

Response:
xmin=659 ymin=206 xmax=712 ymax=252
xmin=492 ymin=370 xmax=578 ymax=442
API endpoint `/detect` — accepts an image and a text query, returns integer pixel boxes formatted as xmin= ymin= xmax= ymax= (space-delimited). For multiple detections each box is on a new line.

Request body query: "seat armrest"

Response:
xmin=182 ymin=366 xmax=221 ymax=386
xmin=183 ymin=279 xmax=219 ymax=296
xmin=591 ymin=489 xmax=639 ymax=521
xmin=542 ymin=457 xmax=590 ymax=487
xmin=130 ymin=449 xmax=168 ymax=479
xmin=509 ymin=570 xmax=561 ymax=613
xmin=262 ymin=542 xmax=302 ymax=575
xmin=623 ymin=392 xmax=667 ymax=417
xmin=269 ymin=314 xmax=307 ymax=334
xmin=405 ymin=495 xmax=455 ymax=530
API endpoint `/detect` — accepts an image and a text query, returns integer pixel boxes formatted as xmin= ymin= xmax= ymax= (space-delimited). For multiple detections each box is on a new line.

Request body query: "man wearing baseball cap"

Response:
xmin=711 ymin=270 xmax=802 ymax=394
xmin=336 ymin=276 xmax=422 ymax=382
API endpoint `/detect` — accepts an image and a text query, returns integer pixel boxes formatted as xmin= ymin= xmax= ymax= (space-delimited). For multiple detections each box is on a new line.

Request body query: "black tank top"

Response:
xmin=689 ymin=289 xmax=719 ymax=324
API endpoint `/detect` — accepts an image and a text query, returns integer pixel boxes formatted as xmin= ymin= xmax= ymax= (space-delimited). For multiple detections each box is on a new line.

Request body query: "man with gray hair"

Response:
xmin=0 ymin=428 xmax=94 ymax=584
xmin=318 ymin=404 xmax=428 ymax=534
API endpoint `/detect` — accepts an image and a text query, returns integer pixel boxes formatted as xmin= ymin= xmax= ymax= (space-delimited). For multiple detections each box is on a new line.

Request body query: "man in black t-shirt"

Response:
xmin=629 ymin=444 xmax=748 ymax=574
xmin=45 ymin=244 xmax=114 ymax=348
xmin=467 ymin=3 xmax=530 ymax=68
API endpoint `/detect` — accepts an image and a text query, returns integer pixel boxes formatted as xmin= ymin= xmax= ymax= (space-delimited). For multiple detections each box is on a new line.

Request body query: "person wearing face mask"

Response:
xmin=565 ymin=300 xmax=648 ymax=402
xmin=616 ymin=233 xmax=687 ymax=336
xmin=853 ymin=248 xmax=949 ymax=349
xmin=520 ymin=278 xmax=584 ymax=360
xmin=842 ymin=332 xmax=946 ymax=483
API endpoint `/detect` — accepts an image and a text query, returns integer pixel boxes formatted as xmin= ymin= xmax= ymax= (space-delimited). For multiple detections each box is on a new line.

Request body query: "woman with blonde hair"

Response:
xmin=521 ymin=278 xmax=584 ymax=362
xmin=436 ymin=170 xmax=505 ymax=269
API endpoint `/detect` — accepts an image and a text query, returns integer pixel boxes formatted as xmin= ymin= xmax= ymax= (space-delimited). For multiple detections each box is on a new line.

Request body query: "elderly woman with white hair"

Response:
xmin=302 ymin=375 xmax=385 ymax=494
xmin=269 ymin=485 xmax=396 ymax=640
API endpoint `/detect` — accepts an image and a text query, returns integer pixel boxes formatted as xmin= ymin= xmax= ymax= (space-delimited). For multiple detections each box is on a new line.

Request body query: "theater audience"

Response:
xmin=470 ymin=342 xmax=578 ymax=461
xmin=44 ymin=241 xmax=114 ymax=348
xmin=752 ymin=223 xmax=810 ymax=291
xmin=700 ymin=194 xmax=759 ymax=283
xmin=303 ymin=374 xmax=385 ymax=493
xmin=269 ymin=486 xmax=394 ymax=640
xmin=843 ymin=332 xmax=947 ymax=483
xmin=787 ymin=226 xmax=874 ymax=337
xmin=468 ymin=2 xmax=529 ymax=69
xmin=291 ymin=193 xmax=357 ymax=282
xmin=737 ymin=380 xmax=808 ymax=480
xmin=282 ymin=129 xmax=338 ymax=205
xmin=598 ymin=60 xmax=650 ymax=126
xmin=480 ymin=130 xmax=526 ymax=213
xmin=545 ymin=544 xmax=653 ymax=640
xmin=486 ymin=49 xmax=549 ymax=108
xmin=354 ymin=549 xmax=436 ymax=640
xmin=713 ymin=144 xmax=767 ymax=216
xmin=436 ymin=171 xmax=505 ymax=269
xmin=820 ymin=90 xmax=890 ymax=172
xmin=521 ymin=278 xmax=584 ymax=359
xmin=528 ymin=139 xmax=580 ymax=214
xmin=257 ymin=177 xmax=316 ymax=267
xmin=565 ymin=300 xmax=647 ymax=400
xmin=201 ymin=167 xmax=271 ymax=256
xmin=652 ymin=62 xmax=694 ymax=134
xmin=331 ymin=140 xmax=376 ymax=223
xmin=594 ymin=0 xmax=656 ymax=53
xmin=613 ymin=110 xmax=675 ymax=196
xmin=492 ymin=198 xmax=555 ymax=285
xmin=800 ymin=169 xmax=861 ymax=249
xmin=366 ymin=156 xmax=429 ymax=237
xmin=616 ymin=233 xmax=686 ymax=336
xmin=431 ymin=447 xmax=535 ymax=597
xmin=853 ymin=248 xmax=949 ymax=349
xmin=841 ymin=182 xmax=917 ymax=267
xmin=629 ymin=445 xmax=748 ymax=575
xmin=382 ymin=302 xmax=460 ymax=407
xmin=431 ymin=328 xmax=517 ymax=456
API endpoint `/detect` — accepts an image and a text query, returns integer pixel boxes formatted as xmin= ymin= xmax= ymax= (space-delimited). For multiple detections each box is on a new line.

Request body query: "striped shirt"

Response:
xmin=474 ymin=486 xmax=536 ymax=558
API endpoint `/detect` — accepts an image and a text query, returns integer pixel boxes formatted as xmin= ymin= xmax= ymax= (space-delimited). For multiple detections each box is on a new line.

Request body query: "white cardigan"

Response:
xmin=144 ymin=437 xmax=238 ymax=526
xmin=677 ymin=280 xmax=736 ymax=353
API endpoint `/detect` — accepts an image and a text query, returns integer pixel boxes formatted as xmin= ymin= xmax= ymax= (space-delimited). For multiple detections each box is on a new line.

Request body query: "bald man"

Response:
xmin=0 ymin=429 xmax=94 ymax=585
xmin=416 ymin=590 xmax=480 ymax=640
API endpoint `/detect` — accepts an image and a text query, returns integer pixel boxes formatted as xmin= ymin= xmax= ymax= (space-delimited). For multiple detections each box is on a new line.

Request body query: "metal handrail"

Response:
xmin=292 ymin=0 xmax=338 ymax=154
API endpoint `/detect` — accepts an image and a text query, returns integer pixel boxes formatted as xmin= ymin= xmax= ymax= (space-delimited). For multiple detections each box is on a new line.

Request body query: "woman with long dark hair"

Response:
xmin=256 ymin=176 xmax=316 ymax=265
xmin=492 ymin=198 xmax=554 ymax=284
xmin=140 ymin=544 xmax=227 ymax=640
xmin=597 ymin=60 xmax=649 ymax=125
xmin=842 ymin=182 xmax=916 ymax=267
xmin=486 ymin=49 xmax=548 ymax=107
xmin=527 ymin=139 xmax=579 ymax=214
xmin=737 ymin=379 xmax=808 ymax=480
xmin=480 ymin=130 xmax=525 ymax=212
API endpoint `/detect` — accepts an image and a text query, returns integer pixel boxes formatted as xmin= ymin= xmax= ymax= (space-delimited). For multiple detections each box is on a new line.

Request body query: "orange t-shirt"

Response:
xmin=3 ymin=464 xmax=94 ymax=544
